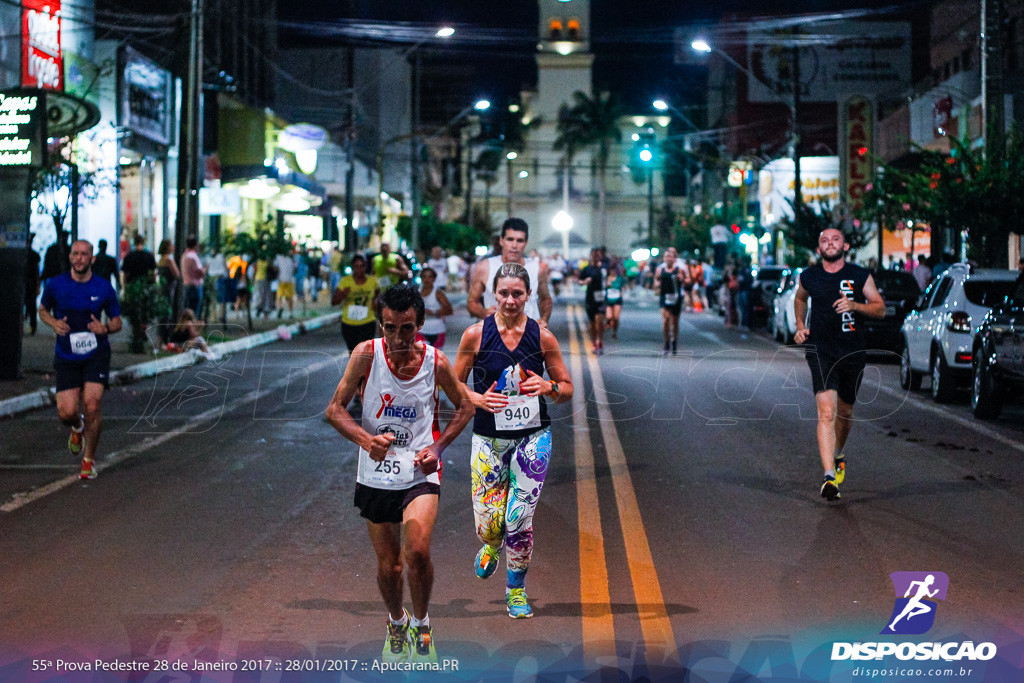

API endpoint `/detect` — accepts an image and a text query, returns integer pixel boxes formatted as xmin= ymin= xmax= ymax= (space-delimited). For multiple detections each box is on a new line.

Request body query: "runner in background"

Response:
xmin=604 ymin=267 xmax=625 ymax=339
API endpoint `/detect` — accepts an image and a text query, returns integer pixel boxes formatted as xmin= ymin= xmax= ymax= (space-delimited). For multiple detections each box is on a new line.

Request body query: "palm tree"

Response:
xmin=558 ymin=91 xmax=625 ymax=246
xmin=553 ymin=101 xmax=589 ymax=207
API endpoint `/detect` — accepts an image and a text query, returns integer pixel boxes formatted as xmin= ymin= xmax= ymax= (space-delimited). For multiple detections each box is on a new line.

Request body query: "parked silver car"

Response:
xmin=899 ymin=264 xmax=1019 ymax=402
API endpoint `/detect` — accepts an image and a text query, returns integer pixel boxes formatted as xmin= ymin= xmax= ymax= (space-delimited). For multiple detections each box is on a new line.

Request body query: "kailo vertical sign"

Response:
xmin=22 ymin=0 xmax=62 ymax=91
xmin=845 ymin=96 xmax=873 ymax=211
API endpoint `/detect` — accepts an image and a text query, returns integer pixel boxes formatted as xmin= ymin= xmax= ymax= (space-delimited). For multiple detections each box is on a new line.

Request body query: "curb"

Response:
xmin=0 ymin=311 xmax=342 ymax=419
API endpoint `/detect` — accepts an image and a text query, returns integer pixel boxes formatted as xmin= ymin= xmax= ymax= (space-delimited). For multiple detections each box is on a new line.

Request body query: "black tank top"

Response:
xmin=799 ymin=262 xmax=870 ymax=357
xmin=472 ymin=315 xmax=550 ymax=438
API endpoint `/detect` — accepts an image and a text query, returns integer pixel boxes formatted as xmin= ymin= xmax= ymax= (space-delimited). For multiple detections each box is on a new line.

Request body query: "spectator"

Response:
xmin=207 ymin=247 xmax=228 ymax=323
xmin=24 ymin=233 xmax=41 ymax=334
xmin=912 ymin=254 xmax=933 ymax=292
xmin=41 ymin=230 xmax=71 ymax=283
xmin=274 ymin=248 xmax=297 ymax=318
xmin=180 ymin=237 xmax=206 ymax=317
xmin=227 ymin=252 xmax=249 ymax=317
xmin=170 ymin=308 xmax=214 ymax=357
xmin=92 ymin=239 xmax=120 ymax=291
xmin=122 ymin=233 xmax=157 ymax=286
xmin=157 ymin=239 xmax=181 ymax=341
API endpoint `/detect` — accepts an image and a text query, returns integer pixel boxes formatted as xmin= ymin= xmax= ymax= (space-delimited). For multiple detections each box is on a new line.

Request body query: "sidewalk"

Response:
xmin=2 ymin=296 xmax=340 ymax=416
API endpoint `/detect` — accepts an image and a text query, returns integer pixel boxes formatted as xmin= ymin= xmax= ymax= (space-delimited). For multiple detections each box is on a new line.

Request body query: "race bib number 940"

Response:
xmin=494 ymin=394 xmax=541 ymax=431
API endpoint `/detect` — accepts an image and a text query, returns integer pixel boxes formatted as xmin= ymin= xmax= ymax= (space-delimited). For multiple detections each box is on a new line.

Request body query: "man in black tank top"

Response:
xmin=794 ymin=228 xmax=885 ymax=501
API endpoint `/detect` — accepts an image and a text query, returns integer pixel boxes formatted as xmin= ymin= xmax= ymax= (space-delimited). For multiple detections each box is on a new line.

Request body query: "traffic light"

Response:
xmin=630 ymin=131 xmax=656 ymax=184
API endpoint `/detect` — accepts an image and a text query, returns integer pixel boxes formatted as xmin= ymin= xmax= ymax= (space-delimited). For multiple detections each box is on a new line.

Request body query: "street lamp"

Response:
xmin=410 ymin=27 xmax=455 ymax=253
xmin=552 ymin=209 xmax=573 ymax=258
xmin=690 ymin=37 xmax=802 ymax=213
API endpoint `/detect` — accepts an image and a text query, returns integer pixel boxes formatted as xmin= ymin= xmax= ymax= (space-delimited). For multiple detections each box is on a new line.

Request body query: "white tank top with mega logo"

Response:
xmin=482 ymin=255 xmax=541 ymax=321
xmin=357 ymin=339 xmax=440 ymax=490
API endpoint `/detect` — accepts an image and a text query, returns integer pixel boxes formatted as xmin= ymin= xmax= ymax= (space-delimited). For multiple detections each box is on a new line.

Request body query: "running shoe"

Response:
xmin=834 ymin=455 xmax=846 ymax=485
xmin=79 ymin=457 xmax=97 ymax=480
xmin=475 ymin=544 xmax=499 ymax=579
xmin=68 ymin=415 xmax=84 ymax=455
xmin=381 ymin=610 xmax=411 ymax=663
xmin=507 ymin=588 xmax=534 ymax=619
xmin=409 ymin=624 xmax=437 ymax=664
xmin=663 ymin=341 xmax=670 ymax=356
xmin=820 ymin=476 xmax=840 ymax=501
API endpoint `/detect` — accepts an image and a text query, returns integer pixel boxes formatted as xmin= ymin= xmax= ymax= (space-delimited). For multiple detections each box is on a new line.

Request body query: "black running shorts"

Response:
xmin=54 ymin=350 xmax=111 ymax=392
xmin=354 ymin=482 xmax=440 ymax=524
xmin=585 ymin=301 xmax=605 ymax=321
xmin=806 ymin=350 xmax=866 ymax=405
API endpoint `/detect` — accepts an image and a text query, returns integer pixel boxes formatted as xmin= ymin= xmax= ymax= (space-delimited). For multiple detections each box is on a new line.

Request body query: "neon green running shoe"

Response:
xmin=835 ymin=455 xmax=846 ymax=485
xmin=474 ymin=544 xmax=499 ymax=579
xmin=409 ymin=624 xmax=437 ymax=664
xmin=381 ymin=610 xmax=410 ymax=663
xmin=507 ymin=588 xmax=534 ymax=619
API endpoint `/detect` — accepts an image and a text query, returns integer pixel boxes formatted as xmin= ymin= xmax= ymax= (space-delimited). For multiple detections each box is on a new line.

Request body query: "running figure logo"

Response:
xmin=882 ymin=571 xmax=949 ymax=635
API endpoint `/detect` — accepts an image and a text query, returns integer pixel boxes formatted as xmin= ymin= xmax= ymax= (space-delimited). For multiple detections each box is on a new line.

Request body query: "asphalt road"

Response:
xmin=1 ymin=299 xmax=1022 ymax=682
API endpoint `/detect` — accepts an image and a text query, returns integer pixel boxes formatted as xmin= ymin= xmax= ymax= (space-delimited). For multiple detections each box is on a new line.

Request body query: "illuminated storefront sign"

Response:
xmin=121 ymin=46 xmax=173 ymax=145
xmin=0 ymin=91 xmax=43 ymax=166
xmin=22 ymin=0 xmax=62 ymax=91
xmin=845 ymin=96 xmax=874 ymax=211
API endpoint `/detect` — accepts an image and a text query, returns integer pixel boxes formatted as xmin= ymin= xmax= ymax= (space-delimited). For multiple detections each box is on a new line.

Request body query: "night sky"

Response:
xmin=278 ymin=0 xmax=922 ymax=123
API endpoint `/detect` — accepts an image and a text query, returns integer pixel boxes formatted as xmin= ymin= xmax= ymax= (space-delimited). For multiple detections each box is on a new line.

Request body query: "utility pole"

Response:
xmin=176 ymin=0 xmax=203 ymax=277
xmin=344 ymin=48 xmax=356 ymax=251
xmin=791 ymin=44 xmax=803 ymax=225
xmin=647 ymin=165 xmax=654 ymax=247
xmin=506 ymin=155 xmax=514 ymax=217
xmin=410 ymin=52 xmax=421 ymax=252
xmin=463 ymin=131 xmax=474 ymax=226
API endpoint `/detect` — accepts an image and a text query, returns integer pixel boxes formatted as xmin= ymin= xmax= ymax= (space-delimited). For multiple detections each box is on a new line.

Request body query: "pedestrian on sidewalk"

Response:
xmin=454 ymin=262 xmax=574 ymax=619
xmin=180 ymin=237 xmax=206 ymax=318
xmin=122 ymin=233 xmax=156 ymax=287
xmin=24 ymin=233 xmax=41 ymax=335
xmin=92 ymin=239 xmax=119 ymax=292
xmin=157 ymin=240 xmax=180 ymax=342
xmin=274 ymin=248 xmax=297 ymax=319
xmin=37 ymin=239 xmax=123 ymax=480
xmin=206 ymin=248 xmax=228 ymax=323
xmin=793 ymin=228 xmax=886 ymax=501
xmin=325 ymin=284 xmax=473 ymax=665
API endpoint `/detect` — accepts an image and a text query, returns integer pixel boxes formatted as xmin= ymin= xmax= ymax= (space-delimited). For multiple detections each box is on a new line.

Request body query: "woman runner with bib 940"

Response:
xmin=454 ymin=262 xmax=573 ymax=618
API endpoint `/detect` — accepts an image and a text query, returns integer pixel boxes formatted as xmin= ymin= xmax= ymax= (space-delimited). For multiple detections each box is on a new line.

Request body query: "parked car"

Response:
xmin=971 ymin=271 xmax=1024 ymax=419
xmin=864 ymin=269 xmax=921 ymax=352
xmin=772 ymin=268 xmax=803 ymax=344
xmin=750 ymin=265 xmax=789 ymax=330
xmin=899 ymin=264 xmax=1019 ymax=402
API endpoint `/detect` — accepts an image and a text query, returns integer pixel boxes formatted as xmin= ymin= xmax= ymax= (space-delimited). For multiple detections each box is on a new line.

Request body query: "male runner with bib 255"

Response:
xmin=794 ymin=228 xmax=885 ymax=501
xmin=326 ymin=284 xmax=473 ymax=664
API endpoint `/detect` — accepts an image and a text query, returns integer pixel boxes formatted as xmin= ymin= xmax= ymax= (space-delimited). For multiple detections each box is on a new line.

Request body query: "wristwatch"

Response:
xmin=549 ymin=380 xmax=560 ymax=397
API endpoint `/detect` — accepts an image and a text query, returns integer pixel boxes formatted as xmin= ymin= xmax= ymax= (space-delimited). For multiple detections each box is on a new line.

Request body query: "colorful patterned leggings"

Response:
xmin=471 ymin=428 xmax=552 ymax=589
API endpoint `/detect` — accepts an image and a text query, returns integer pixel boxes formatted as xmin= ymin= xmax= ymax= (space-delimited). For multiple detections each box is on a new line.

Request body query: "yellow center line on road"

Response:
xmin=566 ymin=305 xmax=616 ymax=663
xmin=572 ymin=306 xmax=678 ymax=662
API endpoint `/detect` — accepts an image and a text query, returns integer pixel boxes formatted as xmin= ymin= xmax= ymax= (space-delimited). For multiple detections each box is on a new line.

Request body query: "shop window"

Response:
xmin=548 ymin=19 xmax=563 ymax=40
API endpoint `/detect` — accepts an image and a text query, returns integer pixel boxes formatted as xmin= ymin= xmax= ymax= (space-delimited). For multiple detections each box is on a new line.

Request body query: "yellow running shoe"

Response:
xmin=835 ymin=455 xmax=845 ymax=485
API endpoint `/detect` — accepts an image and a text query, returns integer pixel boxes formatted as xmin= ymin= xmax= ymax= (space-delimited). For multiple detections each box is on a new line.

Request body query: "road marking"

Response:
xmin=1 ymin=352 xmax=348 ymax=513
xmin=566 ymin=306 xmax=616 ymax=662
xmin=572 ymin=307 xmax=678 ymax=662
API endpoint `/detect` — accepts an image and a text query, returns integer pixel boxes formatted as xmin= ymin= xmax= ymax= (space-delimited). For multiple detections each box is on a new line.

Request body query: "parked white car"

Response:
xmin=772 ymin=268 xmax=803 ymax=344
xmin=899 ymin=264 xmax=1019 ymax=402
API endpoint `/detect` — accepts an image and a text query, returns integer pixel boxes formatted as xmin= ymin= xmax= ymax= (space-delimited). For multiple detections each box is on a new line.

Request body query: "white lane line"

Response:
xmin=1 ymin=352 xmax=347 ymax=513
